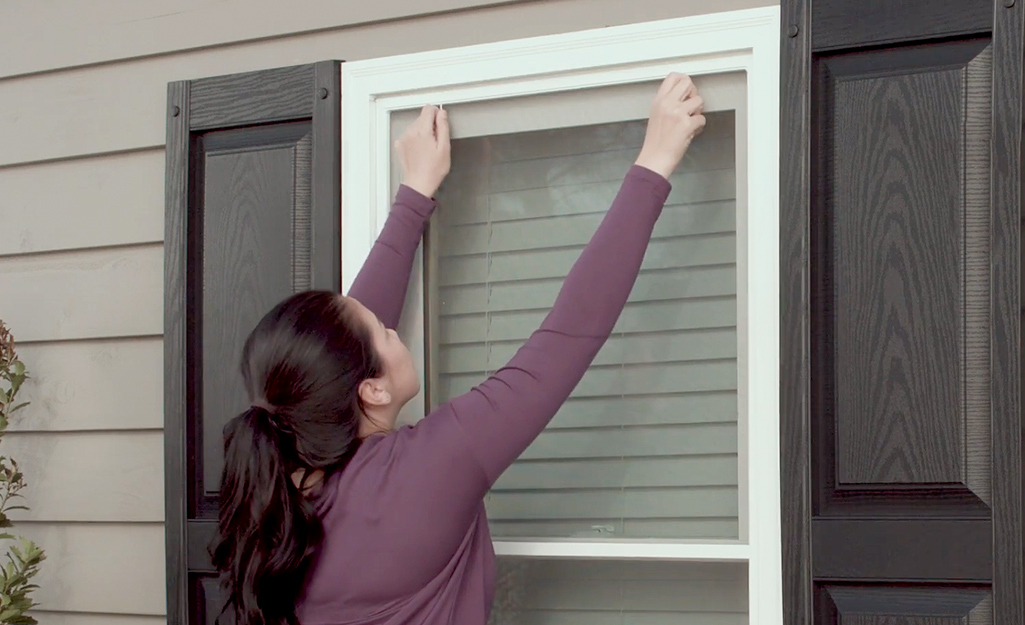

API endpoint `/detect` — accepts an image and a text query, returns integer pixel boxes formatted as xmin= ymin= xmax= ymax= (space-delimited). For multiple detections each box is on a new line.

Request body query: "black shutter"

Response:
xmin=781 ymin=1 xmax=1024 ymax=624
xmin=164 ymin=61 xmax=341 ymax=625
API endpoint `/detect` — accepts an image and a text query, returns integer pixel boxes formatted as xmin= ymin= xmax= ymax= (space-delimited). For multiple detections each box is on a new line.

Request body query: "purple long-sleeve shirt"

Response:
xmin=297 ymin=165 xmax=671 ymax=625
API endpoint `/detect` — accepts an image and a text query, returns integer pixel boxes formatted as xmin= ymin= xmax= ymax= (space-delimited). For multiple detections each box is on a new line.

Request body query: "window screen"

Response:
xmin=392 ymin=75 xmax=745 ymax=542
xmin=490 ymin=559 xmax=747 ymax=625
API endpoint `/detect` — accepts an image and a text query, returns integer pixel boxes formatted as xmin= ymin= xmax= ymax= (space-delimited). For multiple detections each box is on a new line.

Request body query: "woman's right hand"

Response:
xmin=395 ymin=104 xmax=451 ymax=199
xmin=634 ymin=73 xmax=706 ymax=180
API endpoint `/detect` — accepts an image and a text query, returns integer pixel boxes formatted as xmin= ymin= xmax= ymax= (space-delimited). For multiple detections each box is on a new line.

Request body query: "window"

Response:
xmin=342 ymin=7 xmax=780 ymax=623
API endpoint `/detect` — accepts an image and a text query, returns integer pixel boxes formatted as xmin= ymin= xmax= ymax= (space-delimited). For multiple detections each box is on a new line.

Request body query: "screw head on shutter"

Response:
xmin=787 ymin=24 xmax=800 ymax=38
xmin=319 ymin=87 xmax=330 ymax=99
xmin=171 ymin=105 xmax=180 ymax=117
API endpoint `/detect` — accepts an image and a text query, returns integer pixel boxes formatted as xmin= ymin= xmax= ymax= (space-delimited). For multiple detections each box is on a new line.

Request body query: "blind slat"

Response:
xmin=485 ymin=487 xmax=738 ymax=520
xmin=440 ymin=265 xmax=737 ymax=313
xmin=439 ymin=327 xmax=737 ymax=373
xmin=515 ymin=422 xmax=736 ymax=460
xmin=438 ymin=234 xmax=735 ymax=286
xmin=460 ymin=298 xmax=737 ymax=343
xmin=432 ymin=389 xmax=738 ymax=428
xmin=489 ymin=519 xmax=740 ymax=540
xmin=502 ymin=560 xmax=745 ymax=579
xmin=481 ymin=134 xmax=735 ymax=195
xmin=439 ymin=297 xmax=737 ymax=345
xmin=439 ymin=200 xmax=736 ymax=257
xmin=476 ymin=110 xmax=735 ymax=164
xmin=548 ymin=393 xmax=737 ymax=429
xmin=489 ymin=606 xmax=742 ymax=622
xmin=440 ymin=359 xmax=737 ymax=399
xmin=439 ymin=169 xmax=736 ymax=226
xmin=496 ymin=455 xmax=737 ymax=490
xmin=513 ymin=578 xmax=746 ymax=612
xmin=480 ymin=120 xmax=647 ymax=164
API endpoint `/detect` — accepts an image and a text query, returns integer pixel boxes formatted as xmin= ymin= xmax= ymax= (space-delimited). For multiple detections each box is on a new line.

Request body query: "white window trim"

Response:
xmin=341 ymin=7 xmax=780 ymax=623
xmin=494 ymin=540 xmax=751 ymax=562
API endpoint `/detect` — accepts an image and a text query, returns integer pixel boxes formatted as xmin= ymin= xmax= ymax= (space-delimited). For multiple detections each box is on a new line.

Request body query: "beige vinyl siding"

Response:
xmin=0 ymin=246 xmax=163 ymax=341
xmin=0 ymin=0 xmax=770 ymax=168
xmin=0 ymin=237 xmax=166 ymax=618
xmin=0 ymin=0 xmax=533 ymax=79
xmin=0 ymin=0 xmax=773 ymax=621
xmin=14 ymin=524 xmax=165 ymax=615
xmin=12 ymin=339 xmax=163 ymax=432
xmin=5 ymin=431 xmax=163 ymax=522
xmin=0 ymin=150 xmax=164 ymax=255
xmin=28 ymin=615 xmax=164 ymax=625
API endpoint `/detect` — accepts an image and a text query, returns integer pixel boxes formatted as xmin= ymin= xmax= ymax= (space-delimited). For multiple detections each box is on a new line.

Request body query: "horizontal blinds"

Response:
xmin=489 ymin=559 xmax=747 ymax=625
xmin=430 ymin=108 xmax=740 ymax=541
xmin=390 ymin=72 xmax=745 ymax=139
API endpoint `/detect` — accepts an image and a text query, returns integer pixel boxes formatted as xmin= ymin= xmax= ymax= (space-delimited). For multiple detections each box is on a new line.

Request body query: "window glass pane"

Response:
xmin=489 ymin=559 xmax=748 ymax=625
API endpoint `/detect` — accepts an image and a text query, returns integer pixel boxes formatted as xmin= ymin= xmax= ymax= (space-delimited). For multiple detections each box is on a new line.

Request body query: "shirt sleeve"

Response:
xmin=323 ymin=166 xmax=670 ymax=597
xmin=404 ymin=165 xmax=671 ymax=491
xmin=346 ymin=185 xmax=437 ymax=329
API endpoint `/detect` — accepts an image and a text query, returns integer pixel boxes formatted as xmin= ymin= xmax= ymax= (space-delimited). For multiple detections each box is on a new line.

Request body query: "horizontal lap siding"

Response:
xmin=0 ymin=150 xmax=165 ymax=256
xmin=5 ymin=432 xmax=163 ymax=522
xmin=0 ymin=0 xmax=774 ymax=621
xmin=0 ymin=0 xmax=772 ymax=167
xmin=12 ymin=338 xmax=163 ymax=432
xmin=30 ymin=614 xmax=165 ymax=625
xmin=0 ymin=232 xmax=167 ymax=616
xmin=0 ymin=245 xmax=163 ymax=342
xmin=0 ymin=0 xmax=532 ymax=79
xmin=15 ymin=524 xmax=165 ymax=615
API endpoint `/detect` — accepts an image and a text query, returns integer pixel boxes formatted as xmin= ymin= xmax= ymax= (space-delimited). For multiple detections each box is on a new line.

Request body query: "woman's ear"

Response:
xmin=358 ymin=378 xmax=392 ymax=408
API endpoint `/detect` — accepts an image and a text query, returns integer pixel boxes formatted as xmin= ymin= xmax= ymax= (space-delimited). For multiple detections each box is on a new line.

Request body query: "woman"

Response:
xmin=213 ymin=72 xmax=706 ymax=625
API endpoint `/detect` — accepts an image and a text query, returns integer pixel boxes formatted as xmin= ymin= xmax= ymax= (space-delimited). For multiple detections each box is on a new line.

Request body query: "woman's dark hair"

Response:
xmin=212 ymin=290 xmax=382 ymax=625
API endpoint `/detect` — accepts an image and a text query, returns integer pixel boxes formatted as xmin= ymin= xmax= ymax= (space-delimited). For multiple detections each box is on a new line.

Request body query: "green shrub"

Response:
xmin=0 ymin=321 xmax=45 ymax=625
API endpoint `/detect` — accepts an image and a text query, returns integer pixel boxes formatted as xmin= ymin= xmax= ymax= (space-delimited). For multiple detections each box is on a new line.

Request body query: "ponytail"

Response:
xmin=212 ymin=291 xmax=383 ymax=624
xmin=212 ymin=406 xmax=322 ymax=625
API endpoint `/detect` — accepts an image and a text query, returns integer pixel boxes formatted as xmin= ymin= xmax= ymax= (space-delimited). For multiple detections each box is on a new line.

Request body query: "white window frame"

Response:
xmin=341 ymin=7 xmax=781 ymax=623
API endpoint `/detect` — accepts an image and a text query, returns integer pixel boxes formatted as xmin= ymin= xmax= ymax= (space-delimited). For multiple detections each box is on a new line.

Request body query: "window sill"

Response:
xmin=493 ymin=539 xmax=750 ymax=561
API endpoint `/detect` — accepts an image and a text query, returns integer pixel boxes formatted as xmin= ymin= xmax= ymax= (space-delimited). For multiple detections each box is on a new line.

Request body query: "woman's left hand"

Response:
xmin=395 ymin=105 xmax=451 ymax=198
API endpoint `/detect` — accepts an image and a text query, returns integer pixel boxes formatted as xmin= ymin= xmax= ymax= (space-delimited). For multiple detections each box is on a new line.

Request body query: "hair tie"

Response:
xmin=251 ymin=398 xmax=275 ymax=414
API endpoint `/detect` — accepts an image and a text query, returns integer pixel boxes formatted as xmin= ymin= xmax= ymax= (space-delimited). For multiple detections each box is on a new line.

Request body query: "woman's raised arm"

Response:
xmin=394 ymin=73 xmax=707 ymax=503
xmin=347 ymin=105 xmax=451 ymax=328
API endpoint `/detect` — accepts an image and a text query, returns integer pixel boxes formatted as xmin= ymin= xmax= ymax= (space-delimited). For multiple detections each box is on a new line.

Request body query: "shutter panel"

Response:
xmin=164 ymin=61 xmax=340 ymax=625
xmin=425 ymin=101 xmax=742 ymax=541
xmin=781 ymin=1 xmax=1025 ymax=623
